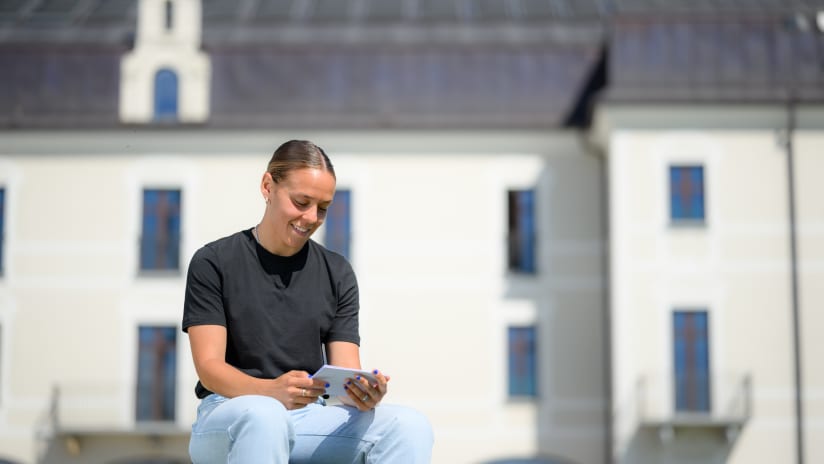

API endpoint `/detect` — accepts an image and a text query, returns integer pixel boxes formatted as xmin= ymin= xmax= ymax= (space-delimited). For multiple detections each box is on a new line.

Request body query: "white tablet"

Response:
xmin=312 ymin=364 xmax=378 ymax=398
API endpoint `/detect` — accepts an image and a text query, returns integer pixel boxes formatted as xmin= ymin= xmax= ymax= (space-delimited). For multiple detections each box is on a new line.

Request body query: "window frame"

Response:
xmin=669 ymin=164 xmax=706 ymax=226
xmin=672 ymin=309 xmax=712 ymax=413
xmin=507 ymin=325 xmax=538 ymax=399
xmin=135 ymin=325 xmax=178 ymax=422
xmin=139 ymin=188 xmax=182 ymax=275
xmin=153 ymin=68 xmax=179 ymax=122
xmin=507 ymin=188 xmax=537 ymax=274
xmin=324 ymin=188 xmax=352 ymax=260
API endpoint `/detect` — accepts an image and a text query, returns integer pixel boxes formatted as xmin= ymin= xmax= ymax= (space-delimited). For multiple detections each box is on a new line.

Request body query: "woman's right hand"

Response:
xmin=270 ymin=371 xmax=329 ymax=410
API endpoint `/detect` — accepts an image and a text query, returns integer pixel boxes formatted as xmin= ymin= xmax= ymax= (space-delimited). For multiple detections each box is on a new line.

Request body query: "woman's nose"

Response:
xmin=303 ymin=206 xmax=318 ymax=223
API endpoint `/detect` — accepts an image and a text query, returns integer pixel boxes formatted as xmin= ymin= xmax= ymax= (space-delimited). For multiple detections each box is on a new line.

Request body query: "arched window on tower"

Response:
xmin=154 ymin=68 xmax=178 ymax=122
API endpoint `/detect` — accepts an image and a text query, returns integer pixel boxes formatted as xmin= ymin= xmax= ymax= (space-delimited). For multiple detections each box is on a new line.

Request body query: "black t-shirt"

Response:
xmin=182 ymin=229 xmax=360 ymax=399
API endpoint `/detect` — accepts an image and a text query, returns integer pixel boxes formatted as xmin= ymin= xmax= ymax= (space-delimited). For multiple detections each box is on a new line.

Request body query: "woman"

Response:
xmin=183 ymin=140 xmax=433 ymax=463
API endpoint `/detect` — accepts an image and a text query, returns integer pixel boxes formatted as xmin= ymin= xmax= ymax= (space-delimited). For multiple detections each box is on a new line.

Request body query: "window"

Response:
xmin=154 ymin=69 xmax=178 ymax=122
xmin=136 ymin=326 xmax=177 ymax=422
xmin=507 ymin=189 xmax=536 ymax=273
xmin=324 ymin=189 xmax=351 ymax=259
xmin=0 ymin=187 xmax=4 ymax=275
xmin=140 ymin=189 xmax=181 ymax=271
xmin=673 ymin=310 xmax=711 ymax=412
xmin=670 ymin=165 xmax=705 ymax=223
xmin=164 ymin=0 xmax=174 ymax=31
xmin=508 ymin=326 xmax=537 ymax=397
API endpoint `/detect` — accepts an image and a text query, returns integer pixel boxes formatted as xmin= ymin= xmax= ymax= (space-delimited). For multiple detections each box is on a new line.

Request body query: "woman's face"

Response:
xmin=264 ymin=167 xmax=336 ymax=256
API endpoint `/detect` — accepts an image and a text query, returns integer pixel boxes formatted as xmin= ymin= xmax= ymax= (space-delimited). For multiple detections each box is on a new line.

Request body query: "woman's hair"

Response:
xmin=267 ymin=140 xmax=335 ymax=183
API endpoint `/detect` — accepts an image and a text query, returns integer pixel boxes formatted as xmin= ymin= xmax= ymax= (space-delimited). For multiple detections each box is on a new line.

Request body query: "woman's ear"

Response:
xmin=260 ymin=172 xmax=273 ymax=203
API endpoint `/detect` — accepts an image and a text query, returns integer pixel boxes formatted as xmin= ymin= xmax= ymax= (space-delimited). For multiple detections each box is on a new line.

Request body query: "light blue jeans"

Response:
xmin=189 ymin=394 xmax=434 ymax=463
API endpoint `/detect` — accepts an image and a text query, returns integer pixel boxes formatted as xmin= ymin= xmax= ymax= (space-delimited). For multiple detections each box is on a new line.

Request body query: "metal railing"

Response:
xmin=634 ymin=371 xmax=752 ymax=425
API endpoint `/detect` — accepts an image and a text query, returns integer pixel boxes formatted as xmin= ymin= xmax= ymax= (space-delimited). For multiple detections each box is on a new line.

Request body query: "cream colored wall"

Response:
xmin=794 ymin=130 xmax=824 ymax=464
xmin=607 ymin=123 xmax=824 ymax=463
xmin=0 ymin=130 xmax=606 ymax=464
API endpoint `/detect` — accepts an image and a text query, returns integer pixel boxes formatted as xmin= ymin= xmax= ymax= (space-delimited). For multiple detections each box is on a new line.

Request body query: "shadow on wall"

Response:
xmin=502 ymin=153 xmax=608 ymax=464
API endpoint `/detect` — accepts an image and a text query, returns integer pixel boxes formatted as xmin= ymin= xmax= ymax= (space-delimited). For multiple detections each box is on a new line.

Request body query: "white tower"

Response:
xmin=120 ymin=0 xmax=210 ymax=123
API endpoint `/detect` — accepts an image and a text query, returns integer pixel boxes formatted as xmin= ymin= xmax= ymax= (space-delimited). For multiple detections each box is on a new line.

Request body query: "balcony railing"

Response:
xmin=37 ymin=383 xmax=189 ymax=435
xmin=614 ymin=370 xmax=752 ymax=454
xmin=634 ymin=371 xmax=752 ymax=426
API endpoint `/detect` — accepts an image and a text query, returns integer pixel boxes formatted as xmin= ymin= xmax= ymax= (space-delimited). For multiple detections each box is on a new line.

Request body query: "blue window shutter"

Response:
xmin=325 ymin=189 xmax=351 ymax=259
xmin=136 ymin=326 xmax=177 ymax=421
xmin=670 ymin=165 xmax=705 ymax=222
xmin=670 ymin=167 xmax=683 ymax=219
xmin=508 ymin=326 xmax=537 ymax=397
xmin=154 ymin=69 xmax=178 ymax=121
xmin=673 ymin=310 xmax=711 ymax=412
xmin=140 ymin=189 xmax=181 ymax=271
xmin=691 ymin=167 xmax=705 ymax=219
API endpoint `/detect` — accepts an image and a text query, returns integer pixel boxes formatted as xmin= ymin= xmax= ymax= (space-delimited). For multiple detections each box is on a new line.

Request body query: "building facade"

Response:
xmin=0 ymin=1 xmax=822 ymax=464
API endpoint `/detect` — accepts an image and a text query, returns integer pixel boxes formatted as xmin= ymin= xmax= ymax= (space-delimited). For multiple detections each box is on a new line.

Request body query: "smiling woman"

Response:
xmin=256 ymin=156 xmax=336 ymax=256
xmin=182 ymin=140 xmax=433 ymax=464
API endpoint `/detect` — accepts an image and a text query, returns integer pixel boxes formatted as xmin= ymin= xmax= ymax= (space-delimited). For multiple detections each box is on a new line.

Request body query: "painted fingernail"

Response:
xmin=308 ymin=374 xmax=313 ymax=378
xmin=325 ymin=382 xmax=330 ymax=388
xmin=323 ymin=394 xmax=330 ymax=399
xmin=373 ymin=369 xmax=379 ymax=375
xmin=347 ymin=380 xmax=351 ymax=385
xmin=356 ymin=376 xmax=361 ymax=380
xmin=344 ymin=385 xmax=348 ymax=390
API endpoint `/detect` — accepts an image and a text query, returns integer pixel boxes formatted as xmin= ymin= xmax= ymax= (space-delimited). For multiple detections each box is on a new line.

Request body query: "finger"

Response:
xmin=293 ymin=386 xmax=325 ymax=402
xmin=287 ymin=370 xmax=311 ymax=379
xmin=293 ymin=374 xmax=330 ymax=395
xmin=370 ymin=369 xmax=390 ymax=395
xmin=348 ymin=376 xmax=381 ymax=405
xmin=344 ymin=384 xmax=372 ymax=411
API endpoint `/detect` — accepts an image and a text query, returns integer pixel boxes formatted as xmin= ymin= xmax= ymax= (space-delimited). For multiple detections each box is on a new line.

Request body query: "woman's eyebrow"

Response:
xmin=293 ymin=191 xmax=333 ymax=203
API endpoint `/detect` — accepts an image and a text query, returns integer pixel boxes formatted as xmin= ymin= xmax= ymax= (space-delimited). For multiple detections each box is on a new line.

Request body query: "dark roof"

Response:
xmin=0 ymin=0 xmax=822 ymax=129
xmin=607 ymin=15 xmax=824 ymax=103
xmin=0 ymin=44 xmax=123 ymax=128
xmin=2 ymin=0 xmax=819 ymax=45
xmin=206 ymin=43 xmax=602 ymax=129
xmin=0 ymin=0 xmax=136 ymax=46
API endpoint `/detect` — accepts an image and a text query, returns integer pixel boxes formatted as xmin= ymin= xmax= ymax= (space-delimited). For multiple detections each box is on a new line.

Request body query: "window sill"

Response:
xmin=137 ymin=269 xmax=183 ymax=278
xmin=669 ymin=219 xmax=707 ymax=229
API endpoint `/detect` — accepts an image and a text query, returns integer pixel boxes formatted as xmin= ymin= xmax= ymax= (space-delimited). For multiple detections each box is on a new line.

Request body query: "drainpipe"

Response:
xmin=784 ymin=12 xmax=805 ymax=464
xmin=786 ymin=92 xmax=804 ymax=464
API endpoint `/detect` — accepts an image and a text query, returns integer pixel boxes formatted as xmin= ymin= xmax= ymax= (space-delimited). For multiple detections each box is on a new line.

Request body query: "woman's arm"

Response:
xmin=188 ymin=325 xmax=325 ymax=409
xmin=326 ymin=340 xmax=361 ymax=369
xmin=327 ymin=341 xmax=390 ymax=410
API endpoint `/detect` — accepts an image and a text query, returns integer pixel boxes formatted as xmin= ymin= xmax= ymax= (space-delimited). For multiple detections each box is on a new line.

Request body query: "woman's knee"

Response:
xmin=228 ymin=395 xmax=290 ymax=435
xmin=385 ymin=405 xmax=434 ymax=445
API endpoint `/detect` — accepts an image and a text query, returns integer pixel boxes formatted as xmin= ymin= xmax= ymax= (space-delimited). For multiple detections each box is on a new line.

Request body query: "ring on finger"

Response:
xmin=301 ymin=388 xmax=307 ymax=397
xmin=362 ymin=394 xmax=369 ymax=402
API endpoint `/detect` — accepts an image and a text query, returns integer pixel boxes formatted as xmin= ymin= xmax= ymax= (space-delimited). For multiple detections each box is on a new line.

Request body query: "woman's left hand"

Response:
xmin=345 ymin=369 xmax=390 ymax=411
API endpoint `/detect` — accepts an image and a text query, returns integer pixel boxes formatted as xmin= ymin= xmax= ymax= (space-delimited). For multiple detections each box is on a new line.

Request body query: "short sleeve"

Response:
xmin=325 ymin=258 xmax=360 ymax=345
xmin=182 ymin=245 xmax=226 ymax=332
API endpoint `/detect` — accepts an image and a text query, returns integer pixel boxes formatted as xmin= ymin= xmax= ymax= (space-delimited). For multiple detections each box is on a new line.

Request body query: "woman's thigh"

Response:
xmin=290 ymin=403 xmax=433 ymax=464
xmin=190 ymin=394 xmax=292 ymax=464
